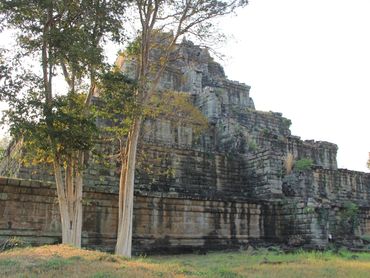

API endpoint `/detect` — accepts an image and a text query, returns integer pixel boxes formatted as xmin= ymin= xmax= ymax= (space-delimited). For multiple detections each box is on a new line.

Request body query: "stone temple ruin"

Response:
xmin=1 ymin=39 xmax=370 ymax=254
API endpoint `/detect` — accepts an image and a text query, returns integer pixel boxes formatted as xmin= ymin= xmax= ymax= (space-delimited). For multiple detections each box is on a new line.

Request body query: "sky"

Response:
xmin=0 ymin=0 xmax=369 ymax=172
xmin=219 ymin=0 xmax=370 ymax=172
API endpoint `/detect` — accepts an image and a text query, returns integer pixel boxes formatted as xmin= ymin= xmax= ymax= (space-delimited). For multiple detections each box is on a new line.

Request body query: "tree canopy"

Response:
xmin=112 ymin=0 xmax=248 ymax=257
xmin=0 ymin=0 xmax=128 ymax=247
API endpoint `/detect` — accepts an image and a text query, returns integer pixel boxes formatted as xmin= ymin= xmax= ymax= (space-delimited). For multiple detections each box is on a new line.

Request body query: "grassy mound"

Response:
xmin=1 ymin=244 xmax=370 ymax=277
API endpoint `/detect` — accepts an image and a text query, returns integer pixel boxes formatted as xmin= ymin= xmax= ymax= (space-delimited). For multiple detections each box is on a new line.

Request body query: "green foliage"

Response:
xmin=96 ymin=71 xmax=138 ymax=138
xmin=295 ymin=158 xmax=313 ymax=171
xmin=0 ymin=259 xmax=19 ymax=267
xmin=303 ymin=206 xmax=315 ymax=214
xmin=5 ymin=92 xmax=97 ymax=166
xmin=247 ymin=138 xmax=258 ymax=152
xmin=339 ymin=201 xmax=360 ymax=235
xmin=343 ymin=202 xmax=359 ymax=216
xmin=0 ymin=0 xmax=127 ymax=68
xmin=38 ymin=256 xmax=73 ymax=271
xmin=125 ymin=37 xmax=142 ymax=56
xmin=0 ymin=0 xmax=128 ymax=165
xmin=214 ymin=267 xmax=241 ymax=278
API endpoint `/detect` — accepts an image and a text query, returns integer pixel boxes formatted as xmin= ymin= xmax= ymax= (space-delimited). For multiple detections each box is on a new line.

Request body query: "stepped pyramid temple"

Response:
xmin=1 ymin=39 xmax=370 ymax=253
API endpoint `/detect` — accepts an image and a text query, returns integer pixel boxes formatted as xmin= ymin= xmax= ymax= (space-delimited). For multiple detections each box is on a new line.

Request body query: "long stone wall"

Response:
xmin=0 ymin=177 xmax=267 ymax=254
xmin=281 ymin=168 xmax=370 ymax=204
xmin=312 ymin=168 xmax=370 ymax=204
xmin=9 ymin=143 xmax=266 ymax=200
xmin=2 ymin=136 xmax=369 ymax=251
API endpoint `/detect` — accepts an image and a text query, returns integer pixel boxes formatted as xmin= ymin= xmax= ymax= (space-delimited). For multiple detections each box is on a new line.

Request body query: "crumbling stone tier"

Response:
xmin=1 ymin=39 xmax=369 ymax=253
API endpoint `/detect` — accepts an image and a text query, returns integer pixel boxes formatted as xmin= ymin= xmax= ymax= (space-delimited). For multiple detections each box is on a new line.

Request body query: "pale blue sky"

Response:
xmin=220 ymin=0 xmax=370 ymax=172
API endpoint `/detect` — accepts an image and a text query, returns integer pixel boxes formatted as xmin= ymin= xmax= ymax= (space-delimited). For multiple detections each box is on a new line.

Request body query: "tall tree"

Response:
xmin=114 ymin=0 xmax=248 ymax=257
xmin=0 ymin=0 xmax=127 ymax=247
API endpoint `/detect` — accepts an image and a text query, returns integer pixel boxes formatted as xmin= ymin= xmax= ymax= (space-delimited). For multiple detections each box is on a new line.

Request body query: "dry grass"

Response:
xmin=1 ymin=245 xmax=370 ymax=277
xmin=284 ymin=152 xmax=294 ymax=175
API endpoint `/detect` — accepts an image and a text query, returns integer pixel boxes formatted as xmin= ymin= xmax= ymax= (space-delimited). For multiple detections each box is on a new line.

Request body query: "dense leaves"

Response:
xmin=0 ymin=0 xmax=128 ymax=163
xmin=96 ymin=71 xmax=138 ymax=138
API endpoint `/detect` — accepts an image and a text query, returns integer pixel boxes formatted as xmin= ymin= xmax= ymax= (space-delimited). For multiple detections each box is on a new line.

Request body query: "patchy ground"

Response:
xmin=1 ymin=244 xmax=370 ymax=277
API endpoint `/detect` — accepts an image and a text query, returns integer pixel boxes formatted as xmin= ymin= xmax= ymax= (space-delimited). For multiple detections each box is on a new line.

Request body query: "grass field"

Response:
xmin=1 ymin=244 xmax=370 ymax=277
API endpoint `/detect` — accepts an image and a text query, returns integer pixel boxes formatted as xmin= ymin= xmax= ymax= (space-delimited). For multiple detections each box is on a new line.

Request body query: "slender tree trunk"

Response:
xmin=115 ymin=119 xmax=142 ymax=257
xmin=53 ymin=152 xmax=84 ymax=247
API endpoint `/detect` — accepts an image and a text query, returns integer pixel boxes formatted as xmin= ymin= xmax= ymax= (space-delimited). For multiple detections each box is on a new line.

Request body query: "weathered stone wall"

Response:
xmin=135 ymin=144 xmax=260 ymax=201
xmin=287 ymin=139 xmax=338 ymax=170
xmin=8 ymin=143 xmax=267 ymax=200
xmin=4 ymin=158 xmax=370 ymax=252
xmin=0 ymin=177 xmax=117 ymax=250
xmin=312 ymin=169 xmax=370 ymax=204
xmin=282 ymin=168 xmax=370 ymax=204
xmin=0 ymin=177 xmax=266 ymax=253
xmin=278 ymin=168 xmax=370 ymax=247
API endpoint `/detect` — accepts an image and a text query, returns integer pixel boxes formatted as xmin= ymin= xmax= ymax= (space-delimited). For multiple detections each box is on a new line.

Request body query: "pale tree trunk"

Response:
xmin=53 ymin=152 xmax=84 ymax=247
xmin=115 ymin=119 xmax=142 ymax=257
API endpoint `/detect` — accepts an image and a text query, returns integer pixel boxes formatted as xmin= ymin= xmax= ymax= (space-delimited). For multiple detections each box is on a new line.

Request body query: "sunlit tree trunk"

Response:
xmin=115 ymin=119 xmax=141 ymax=257
xmin=53 ymin=152 xmax=84 ymax=247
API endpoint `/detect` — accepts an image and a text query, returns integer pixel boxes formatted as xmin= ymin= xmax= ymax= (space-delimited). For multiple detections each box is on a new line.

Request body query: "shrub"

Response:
xmin=303 ymin=206 xmax=315 ymax=214
xmin=339 ymin=202 xmax=360 ymax=235
xmin=248 ymin=139 xmax=258 ymax=152
xmin=295 ymin=158 xmax=313 ymax=171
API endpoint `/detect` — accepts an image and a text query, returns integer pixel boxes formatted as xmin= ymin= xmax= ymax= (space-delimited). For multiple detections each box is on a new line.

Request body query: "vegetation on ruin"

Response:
xmin=283 ymin=155 xmax=313 ymax=175
xmin=2 ymin=244 xmax=370 ymax=277
xmin=338 ymin=201 xmax=360 ymax=235
xmin=294 ymin=158 xmax=314 ymax=172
